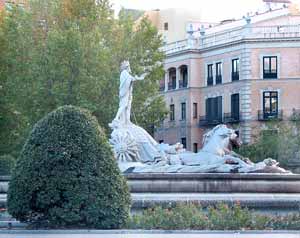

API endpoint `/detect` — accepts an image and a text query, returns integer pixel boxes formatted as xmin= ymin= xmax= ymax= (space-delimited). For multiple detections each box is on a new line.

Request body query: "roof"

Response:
xmin=263 ymin=0 xmax=291 ymax=3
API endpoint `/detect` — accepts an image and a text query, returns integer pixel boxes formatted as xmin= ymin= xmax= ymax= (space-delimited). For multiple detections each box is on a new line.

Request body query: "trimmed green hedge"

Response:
xmin=7 ymin=106 xmax=131 ymax=228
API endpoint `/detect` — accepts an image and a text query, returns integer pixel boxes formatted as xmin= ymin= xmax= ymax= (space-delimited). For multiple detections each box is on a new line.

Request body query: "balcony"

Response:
xmin=224 ymin=113 xmax=240 ymax=123
xmin=179 ymin=80 xmax=188 ymax=88
xmin=162 ymin=19 xmax=300 ymax=55
xmin=168 ymin=82 xmax=176 ymax=90
xmin=257 ymin=110 xmax=283 ymax=121
xmin=231 ymin=72 xmax=239 ymax=81
xmin=290 ymin=109 xmax=300 ymax=121
xmin=207 ymin=77 xmax=213 ymax=86
xmin=159 ymin=84 xmax=165 ymax=91
xmin=216 ymin=75 xmax=222 ymax=85
xmin=263 ymin=71 xmax=277 ymax=79
xmin=199 ymin=115 xmax=223 ymax=126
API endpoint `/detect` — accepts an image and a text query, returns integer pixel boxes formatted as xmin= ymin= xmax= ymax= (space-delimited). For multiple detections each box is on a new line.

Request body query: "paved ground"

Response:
xmin=0 ymin=231 xmax=299 ymax=238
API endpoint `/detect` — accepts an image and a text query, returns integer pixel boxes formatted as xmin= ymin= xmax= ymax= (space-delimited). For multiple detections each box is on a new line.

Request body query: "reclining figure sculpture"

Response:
xmin=109 ymin=61 xmax=289 ymax=174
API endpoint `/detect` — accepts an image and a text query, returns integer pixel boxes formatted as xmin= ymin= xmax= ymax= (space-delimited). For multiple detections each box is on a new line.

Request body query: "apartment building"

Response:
xmin=154 ymin=4 xmax=300 ymax=152
xmin=135 ymin=8 xmax=215 ymax=43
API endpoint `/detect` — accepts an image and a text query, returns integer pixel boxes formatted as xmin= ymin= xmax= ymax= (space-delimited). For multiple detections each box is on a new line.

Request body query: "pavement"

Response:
xmin=0 ymin=230 xmax=299 ymax=238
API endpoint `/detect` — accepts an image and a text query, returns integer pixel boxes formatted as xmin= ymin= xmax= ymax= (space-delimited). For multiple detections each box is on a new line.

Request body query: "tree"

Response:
xmin=236 ymin=120 xmax=300 ymax=168
xmin=0 ymin=0 xmax=167 ymax=157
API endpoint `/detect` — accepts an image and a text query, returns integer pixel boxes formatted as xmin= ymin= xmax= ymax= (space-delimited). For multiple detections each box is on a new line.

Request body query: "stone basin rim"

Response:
xmin=124 ymin=173 xmax=300 ymax=180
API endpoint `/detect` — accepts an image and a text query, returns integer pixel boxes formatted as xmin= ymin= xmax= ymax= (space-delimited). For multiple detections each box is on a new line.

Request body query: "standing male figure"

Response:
xmin=110 ymin=61 xmax=147 ymax=128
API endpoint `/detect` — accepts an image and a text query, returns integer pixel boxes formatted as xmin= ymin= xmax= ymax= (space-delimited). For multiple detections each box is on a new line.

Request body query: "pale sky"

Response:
xmin=111 ymin=0 xmax=300 ymax=22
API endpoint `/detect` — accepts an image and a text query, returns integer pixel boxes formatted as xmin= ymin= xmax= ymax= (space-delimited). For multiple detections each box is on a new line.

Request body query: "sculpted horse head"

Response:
xmin=202 ymin=125 xmax=241 ymax=156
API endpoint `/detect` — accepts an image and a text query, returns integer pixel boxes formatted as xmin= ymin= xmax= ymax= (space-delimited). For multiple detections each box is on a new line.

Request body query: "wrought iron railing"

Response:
xmin=179 ymin=80 xmax=188 ymax=88
xmin=168 ymin=82 xmax=176 ymax=90
xmin=257 ymin=110 xmax=283 ymax=121
xmin=159 ymin=84 xmax=165 ymax=91
xmin=290 ymin=109 xmax=300 ymax=121
xmin=231 ymin=72 xmax=239 ymax=81
xmin=224 ymin=113 xmax=240 ymax=123
xmin=199 ymin=115 xmax=223 ymax=126
xmin=207 ymin=77 xmax=213 ymax=86
xmin=216 ymin=75 xmax=222 ymax=85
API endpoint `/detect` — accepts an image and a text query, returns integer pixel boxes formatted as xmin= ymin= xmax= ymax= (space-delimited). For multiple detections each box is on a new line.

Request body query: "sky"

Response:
xmin=111 ymin=0 xmax=300 ymax=22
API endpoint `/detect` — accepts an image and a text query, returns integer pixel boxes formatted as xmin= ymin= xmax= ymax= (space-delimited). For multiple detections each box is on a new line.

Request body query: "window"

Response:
xmin=207 ymin=64 xmax=213 ymax=86
xmin=193 ymin=103 xmax=198 ymax=119
xmin=170 ymin=104 xmax=175 ymax=121
xmin=168 ymin=69 xmax=176 ymax=90
xmin=181 ymin=102 xmax=186 ymax=120
xmin=171 ymin=76 xmax=176 ymax=89
xmin=232 ymin=59 xmax=239 ymax=81
xmin=216 ymin=62 xmax=222 ymax=84
xmin=181 ymin=137 xmax=187 ymax=149
xmin=164 ymin=22 xmax=169 ymax=31
xmin=263 ymin=91 xmax=278 ymax=119
xmin=231 ymin=94 xmax=240 ymax=121
xmin=206 ymin=96 xmax=222 ymax=123
xmin=180 ymin=66 xmax=188 ymax=88
xmin=263 ymin=56 xmax=277 ymax=79
xmin=193 ymin=143 xmax=198 ymax=153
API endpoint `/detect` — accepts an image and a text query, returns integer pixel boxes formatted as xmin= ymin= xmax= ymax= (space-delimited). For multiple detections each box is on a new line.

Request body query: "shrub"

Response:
xmin=236 ymin=121 xmax=300 ymax=167
xmin=127 ymin=203 xmax=208 ymax=230
xmin=208 ymin=203 xmax=253 ymax=230
xmin=127 ymin=203 xmax=300 ymax=230
xmin=0 ymin=154 xmax=16 ymax=175
xmin=7 ymin=105 xmax=131 ymax=228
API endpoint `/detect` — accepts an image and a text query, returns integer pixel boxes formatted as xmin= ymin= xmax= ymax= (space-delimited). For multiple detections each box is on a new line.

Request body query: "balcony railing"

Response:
xmin=263 ymin=70 xmax=278 ymax=79
xmin=159 ymin=84 xmax=165 ymax=91
xmin=224 ymin=113 xmax=240 ymax=123
xmin=199 ymin=115 xmax=223 ymax=126
xmin=162 ymin=22 xmax=300 ymax=55
xmin=168 ymin=82 xmax=176 ymax=90
xmin=216 ymin=75 xmax=222 ymax=85
xmin=257 ymin=110 xmax=283 ymax=121
xmin=179 ymin=80 xmax=188 ymax=88
xmin=207 ymin=77 xmax=213 ymax=86
xmin=231 ymin=72 xmax=239 ymax=81
xmin=290 ymin=109 xmax=300 ymax=121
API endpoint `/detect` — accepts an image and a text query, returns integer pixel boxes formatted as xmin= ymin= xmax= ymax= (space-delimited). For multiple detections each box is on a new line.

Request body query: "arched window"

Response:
xmin=168 ymin=68 xmax=176 ymax=90
xmin=179 ymin=65 xmax=188 ymax=88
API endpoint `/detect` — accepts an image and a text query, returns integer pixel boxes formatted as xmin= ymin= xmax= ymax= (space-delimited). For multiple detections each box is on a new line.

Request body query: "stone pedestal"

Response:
xmin=125 ymin=173 xmax=300 ymax=214
xmin=126 ymin=173 xmax=300 ymax=193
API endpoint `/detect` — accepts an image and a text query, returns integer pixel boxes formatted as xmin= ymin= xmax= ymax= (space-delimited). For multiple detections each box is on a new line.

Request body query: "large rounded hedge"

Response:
xmin=7 ymin=106 xmax=131 ymax=228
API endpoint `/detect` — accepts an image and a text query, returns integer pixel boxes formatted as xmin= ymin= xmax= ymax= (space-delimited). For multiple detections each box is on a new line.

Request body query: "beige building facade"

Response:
xmin=135 ymin=8 xmax=215 ymax=43
xmin=154 ymin=5 xmax=300 ymax=152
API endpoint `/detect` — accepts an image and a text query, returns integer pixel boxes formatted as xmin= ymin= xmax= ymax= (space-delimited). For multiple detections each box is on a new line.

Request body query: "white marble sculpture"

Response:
xmin=110 ymin=61 xmax=289 ymax=174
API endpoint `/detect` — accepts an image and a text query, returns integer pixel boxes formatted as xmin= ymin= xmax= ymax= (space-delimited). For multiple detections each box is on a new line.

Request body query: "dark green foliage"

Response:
xmin=0 ymin=154 xmax=16 ymax=175
xmin=7 ymin=106 xmax=131 ymax=228
xmin=236 ymin=121 xmax=300 ymax=168
xmin=236 ymin=130 xmax=280 ymax=164
xmin=127 ymin=203 xmax=300 ymax=230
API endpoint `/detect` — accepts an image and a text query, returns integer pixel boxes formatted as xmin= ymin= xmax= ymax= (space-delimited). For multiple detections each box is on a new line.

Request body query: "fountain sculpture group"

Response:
xmin=109 ymin=61 xmax=289 ymax=174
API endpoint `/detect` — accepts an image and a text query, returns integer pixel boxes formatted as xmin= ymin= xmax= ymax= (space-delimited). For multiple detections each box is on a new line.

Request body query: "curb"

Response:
xmin=0 ymin=230 xmax=299 ymax=234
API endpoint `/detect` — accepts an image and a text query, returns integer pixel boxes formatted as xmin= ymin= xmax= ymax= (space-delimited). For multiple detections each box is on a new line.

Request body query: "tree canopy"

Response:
xmin=0 ymin=0 xmax=167 ymax=157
